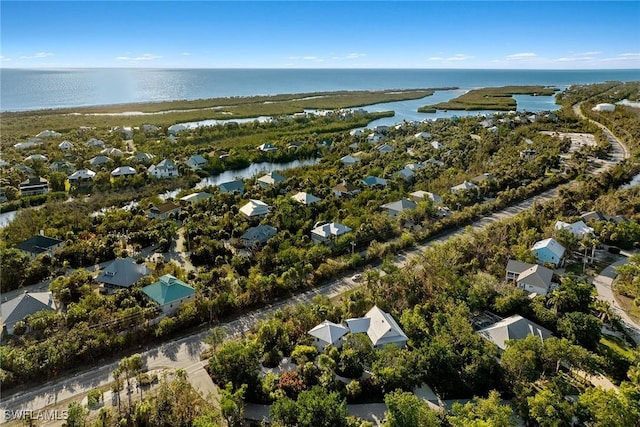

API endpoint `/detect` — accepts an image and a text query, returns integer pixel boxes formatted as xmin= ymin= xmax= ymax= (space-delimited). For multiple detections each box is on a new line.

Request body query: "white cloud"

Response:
xmin=428 ymin=57 xmax=444 ymax=61
xmin=19 ymin=52 xmax=54 ymax=59
xmin=446 ymin=54 xmax=475 ymax=61
xmin=116 ymin=53 xmax=162 ymax=61
xmin=618 ymin=52 xmax=640 ymax=58
xmin=181 ymin=52 xmax=191 ymax=56
xmin=506 ymin=52 xmax=537 ymax=60
xmin=332 ymin=53 xmax=367 ymax=60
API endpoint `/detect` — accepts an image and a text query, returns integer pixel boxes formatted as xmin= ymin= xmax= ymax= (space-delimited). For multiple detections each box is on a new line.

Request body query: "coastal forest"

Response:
xmin=1 ymin=81 xmax=640 ymax=426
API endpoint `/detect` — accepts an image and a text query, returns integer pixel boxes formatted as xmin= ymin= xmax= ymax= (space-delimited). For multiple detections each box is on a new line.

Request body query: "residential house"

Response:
xmin=375 ymin=143 xmax=394 ymax=154
xmin=25 ymin=154 xmax=48 ymax=163
xmin=425 ymin=158 xmax=445 ymax=167
xmin=133 ymin=152 xmax=155 ymax=164
xmin=142 ymin=274 xmax=195 ymax=316
xmin=505 ymin=259 xmax=536 ymax=282
xmin=531 ymin=238 xmax=566 ymax=267
xmin=257 ymin=171 xmax=286 ymax=188
xmin=516 ymin=264 xmax=554 ymax=296
xmin=240 ymin=199 xmax=270 ymax=218
xmin=14 ymin=139 xmax=42 ymax=151
xmin=20 ymin=177 xmax=49 ymax=196
xmin=554 ymin=220 xmax=594 ymax=239
xmin=381 ymin=199 xmax=417 ymax=217
xmin=340 ymin=155 xmax=360 ymax=165
xmin=477 ymin=315 xmax=552 ymax=351
xmin=333 ymin=182 xmax=361 ymax=198
xmin=186 ymin=154 xmax=207 ymax=170
xmin=141 ymin=124 xmax=160 ymax=133
xmin=1 ymin=292 xmax=57 ymax=335
xmin=396 ymin=168 xmax=415 ymax=182
xmin=362 ymin=176 xmax=387 ymax=188
xmin=405 ymin=163 xmax=425 ymax=171
xmin=450 ymin=180 xmax=479 ymax=194
xmin=240 ymin=225 xmax=278 ymax=249
xmin=96 ymin=257 xmax=152 ymax=291
xmin=257 ymin=143 xmax=277 ymax=152
xmin=49 ymin=160 xmax=74 ymax=174
xmin=409 ymin=190 xmax=441 ymax=204
xmin=36 ymin=130 xmax=61 ymax=138
xmin=89 ymin=155 xmax=110 ymax=168
xmin=14 ymin=164 xmax=35 ymax=176
xmin=349 ymin=129 xmax=364 ymax=136
xmin=101 ymin=147 xmax=124 ymax=158
xmin=168 ymin=124 xmax=187 ymax=135
xmin=16 ymin=234 xmax=64 ymax=259
xmin=345 ymin=306 xmax=408 ymax=348
xmin=149 ymin=159 xmax=179 ymax=179
xmin=431 ymin=141 xmax=444 ymax=150
xmin=58 ymin=140 xmax=74 ymax=151
xmin=147 ymin=201 xmax=181 ymax=220
xmin=367 ymin=133 xmax=385 ymax=144
xmin=414 ymin=131 xmax=432 ymax=139
xmin=86 ymin=138 xmax=105 ymax=148
xmin=68 ymin=169 xmax=96 ymax=184
xmin=471 ymin=173 xmax=496 ymax=185
xmin=308 ymin=320 xmax=349 ymax=351
xmin=373 ymin=125 xmax=389 ymax=133
xmin=311 ymin=222 xmax=352 ymax=244
xmin=580 ymin=211 xmax=607 ymax=223
xmin=111 ymin=126 xmax=133 ymax=139
xmin=111 ymin=166 xmax=137 ymax=177
xmin=219 ymin=180 xmax=245 ymax=195
xmin=180 ymin=192 xmax=214 ymax=204
xmin=291 ymin=191 xmax=321 ymax=205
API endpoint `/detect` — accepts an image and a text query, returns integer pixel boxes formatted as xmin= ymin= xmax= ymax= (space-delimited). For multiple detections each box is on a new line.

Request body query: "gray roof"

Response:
xmin=308 ymin=320 xmax=349 ymax=346
xmin=478 ymin=315 xmax=552 ymax=351
xmin=95 ymin=257 xmax=151 ymax=288
xmin=219 ymin=180 xmax=245 ymax=193
xmin=241 ymin=225 xmax=278 ymax=246
xmin=16 ymin=235 xmax=63 ymax=255
xmin=1 ymin=292 xmax=56 ymax=327
xmin=505 ymin=259 xmax=537 ymax=275
xmin=381 ymin=199 xmax=417 ymax=213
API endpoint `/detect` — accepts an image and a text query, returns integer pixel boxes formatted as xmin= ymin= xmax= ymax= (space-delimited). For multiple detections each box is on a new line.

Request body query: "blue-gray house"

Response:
xmin=531 ymin=238 xmax=565 ymax=267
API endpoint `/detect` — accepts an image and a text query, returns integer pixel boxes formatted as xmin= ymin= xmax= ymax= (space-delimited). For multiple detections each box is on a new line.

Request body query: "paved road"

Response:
xmin=593 ymin=255 xmax=640 ymax=345
xmin=0 ymin=105 xmax=631 ymax=420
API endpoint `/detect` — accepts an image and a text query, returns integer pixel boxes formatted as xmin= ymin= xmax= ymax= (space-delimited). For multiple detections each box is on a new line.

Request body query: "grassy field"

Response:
xmin=1 ymin=88 xmax=456 ymax=138
xmin=419 ymin=85 xmax=558 ymax=111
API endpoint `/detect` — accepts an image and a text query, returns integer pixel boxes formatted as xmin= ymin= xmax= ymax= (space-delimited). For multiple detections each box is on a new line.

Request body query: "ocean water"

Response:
xmin=1 ymin=68 xmax=638 ymax=112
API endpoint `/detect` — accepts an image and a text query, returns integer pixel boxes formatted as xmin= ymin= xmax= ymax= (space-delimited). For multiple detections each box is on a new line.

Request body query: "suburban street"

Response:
xmin=0 ymin=103 xmax=633 ymax=424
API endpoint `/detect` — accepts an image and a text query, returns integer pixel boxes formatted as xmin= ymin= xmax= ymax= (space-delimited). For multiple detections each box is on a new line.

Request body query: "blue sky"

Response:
xmin=1 ymin=1 xmax=639 ymax=69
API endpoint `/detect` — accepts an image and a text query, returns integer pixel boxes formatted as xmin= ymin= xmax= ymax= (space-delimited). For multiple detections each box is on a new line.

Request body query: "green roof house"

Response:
xmin=142 ymin=275 xmax=195 ymax=315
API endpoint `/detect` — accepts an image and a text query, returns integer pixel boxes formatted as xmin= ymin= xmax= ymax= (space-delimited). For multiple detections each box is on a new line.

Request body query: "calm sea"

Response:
xmin=1 ymin=68 xmax=638 ymax=112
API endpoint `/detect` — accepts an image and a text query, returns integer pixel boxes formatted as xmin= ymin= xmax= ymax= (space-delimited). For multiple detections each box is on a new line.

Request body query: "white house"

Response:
xmin=554 ymin=220 xmax=594 ymax=239
xmin=308 ymin=320 xmax=349 ymax=351
xmin=58 ymin=140 xmax=74 ymax=151
xmin=86 ymin=138 xmax=105 ymax=148
xmin=257 ymin=143 xmax=277 ymax=152
xmin=68 ymin=169 xmax=96 ymax=182
xmin=149 ymin=159 xmax=179 ymax=178
xmin=291 ymin=191 xmax=321 ymax=205
xmin=381 ymin=199 xmax=417 ymax=217
xmin=349 ymin=129 xmax=364 ymax=137
xmin=396 ymin=168 xmax=415 ymax=182
xmin=478 ymin=315 xmax=552 ymax=351
xmin=36 ymin=130 xmax=61 ymax=138
xmin=311 ymin=222 xmax=352 ymax=244
xmin=451 ymin=181 xmax=479 ymax=194
xmin=240 ymin=199 xmax=270 ymax=218
xmin=340 ymin=155 xmax=361 ymax=165
xmin=1 ymin=292 xmax=57 ymax=335
xmin=257 ymin=171 xmax=286 ymax=188
xmin=409 ymin=190 xmax=441 ymax=204
xmin=111 ymin=166 xmax=137 ymax=177
xmin=414 ymin=131 xmax=432 ymax=139
xmin=345 ymin=306 xmax=408 ymax=348
xmin=431 ymin=141 xmax=444 ymax=150
xmin=101 ymin=147 xmax=124 ymax=158
xmin=367 ymin=133 xmax=385 ymax=144
xmin=516 ymin=264 xmax=554 ymax=296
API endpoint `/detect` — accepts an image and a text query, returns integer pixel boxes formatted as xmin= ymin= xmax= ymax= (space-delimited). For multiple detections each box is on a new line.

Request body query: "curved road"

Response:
xmin=0 ymin=104 xmax=631 ymax=422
